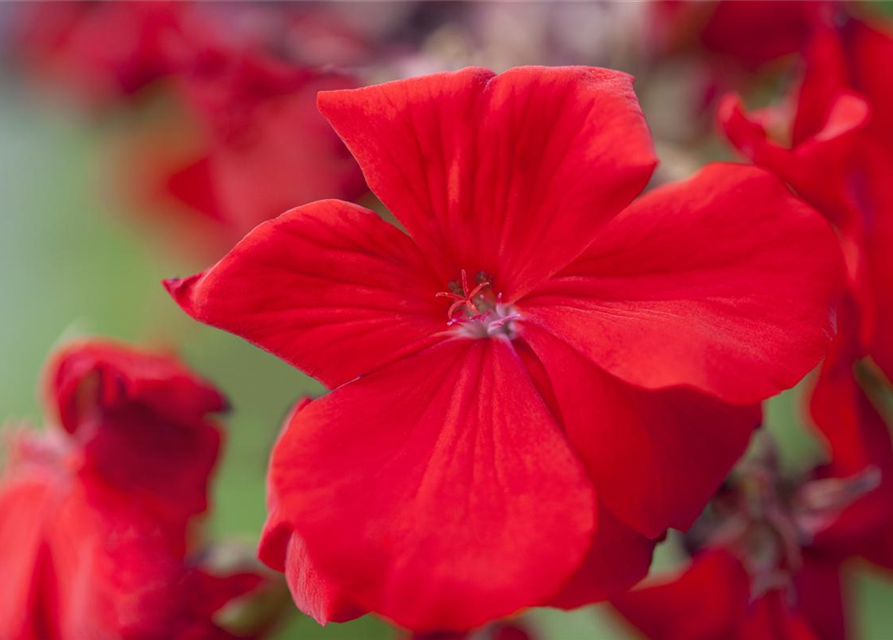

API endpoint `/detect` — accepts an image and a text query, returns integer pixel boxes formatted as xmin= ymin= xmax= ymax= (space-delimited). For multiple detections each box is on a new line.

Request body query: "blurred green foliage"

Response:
xmin=2 ymin=75 xmax=892 ymax=640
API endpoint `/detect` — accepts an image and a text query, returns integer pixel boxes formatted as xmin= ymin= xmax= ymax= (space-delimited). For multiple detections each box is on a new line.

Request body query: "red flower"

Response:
xmin=167 ymin=67 xmax=842 ymax=631
xmin=612 ymin=436 xmax=884 ymax=640
xmin=13 ymin=1 xmax=185 ymax=107
xmin=0 ymin=340 xmax=265 ymax=639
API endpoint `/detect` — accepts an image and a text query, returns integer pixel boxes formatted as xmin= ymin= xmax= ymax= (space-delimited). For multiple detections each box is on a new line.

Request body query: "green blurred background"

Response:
xmin=2 ymin=33 xmax=893 ymax=640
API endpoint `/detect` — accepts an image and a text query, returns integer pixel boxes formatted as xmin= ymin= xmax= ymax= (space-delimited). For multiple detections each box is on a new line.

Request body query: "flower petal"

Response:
xmin=268 ymin=340 xmax=595 ymax=631
xmin=547 ymin=504 xmax=655 ymax=609
xmin=46 ymin=479 xmax=227 ymax=639
xmin=259 ymin=398 xmax=365 ymax=626
xmin=612 ymin=551 xmax=751 ymax=640
xmin=165 ymin=200 xmax=447 ymax=389
xmin=318 ymin=66 xmax=656 ymax=299
xmin=523 ymin=326 xmax=759 ymax=537
xmin=795 ymin=558 xmax=846 ymax=640
xmin=0 ymin=464 xmax=53 ymax=640
xmin=522 ymin=163 xmax=842 ymax=405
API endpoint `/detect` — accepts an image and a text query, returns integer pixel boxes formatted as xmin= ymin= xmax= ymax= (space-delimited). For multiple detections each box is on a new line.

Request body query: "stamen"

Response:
xmin=487 ymin=312 xmax=521 ymax=334
xmin=435 ymin=269 xmax=491 ymax=320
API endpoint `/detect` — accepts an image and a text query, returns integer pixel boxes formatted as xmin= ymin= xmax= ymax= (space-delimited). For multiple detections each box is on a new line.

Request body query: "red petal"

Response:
xmin=717 ymin=87 xmax=868 ymax=225
xmin=739 ymin=591 xmax=819 ymax=640
xmin=860 ymin=142 xmax=893 ymax=381
xmin=523 ymin=326 xmax=759 ymax=537
xmin=46 ymin=479 xmax=223 ymax=639
xmin=851 ymin=20 xmax=893 ymax=154
xmin=259 ymin=398 xmax=365 ymax=626
xmin=795 ymin=557 xmax=846 ymax=640
xmin=548 ymin=504 xmax=655 ymax=609
xmin=165 ymin=155 xmax=225 ymax=224
xmin=47 ymin=339 xmax=226 ymax=432
xmin=612 ymin=550 xmax=751 ymax=640
xmin=0 ymin=464 xmax=54 ymax=639
xmin=522 ymin=163 xmax=842 ymax=405
xmin=165 ymin=200 xmax=447 ymax=389
xmin=318 ymin=66 xmax=656 ymax=299
xmin=268 ymin=340 xmax=595 ymax=631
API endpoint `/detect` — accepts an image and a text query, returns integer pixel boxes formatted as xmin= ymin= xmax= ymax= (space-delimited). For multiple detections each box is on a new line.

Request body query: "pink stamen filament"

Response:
xmin=435 ymin=269 xmax=491 ymax=320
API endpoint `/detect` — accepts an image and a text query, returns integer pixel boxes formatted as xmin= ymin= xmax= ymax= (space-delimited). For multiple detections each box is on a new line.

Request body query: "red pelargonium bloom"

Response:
xmin=0 ymin=340 xmax=264 ymax=639
xmin=166 ymin=67 xmax=842 ymax=631
xmin=612 ymin=435 xmax=885 ymax=640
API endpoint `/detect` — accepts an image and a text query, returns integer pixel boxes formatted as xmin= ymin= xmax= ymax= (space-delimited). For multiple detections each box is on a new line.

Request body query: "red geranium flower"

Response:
xmin=0 ymin=340 xmax=265 ymax=639
xmin=167 ymin=66 xmax=842 ymax=631
xmin=612 ymin=435 xmax=885 ymax=640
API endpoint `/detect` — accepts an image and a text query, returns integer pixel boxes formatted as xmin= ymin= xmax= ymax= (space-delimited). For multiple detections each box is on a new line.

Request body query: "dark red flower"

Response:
xmin=612 ymin=435 xmax=884 ymax=640
xmin=0 ymin=339 xmax=265 ymax=639
xmin=167 ymin=67 xmax=842 ymax=631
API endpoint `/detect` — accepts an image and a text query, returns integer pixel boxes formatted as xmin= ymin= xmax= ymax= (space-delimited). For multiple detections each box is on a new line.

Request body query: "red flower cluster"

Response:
xmin=166 ymin=66 xmax=843 ymax=631
xmin=0 ymin=340 xmax=266 ymax=639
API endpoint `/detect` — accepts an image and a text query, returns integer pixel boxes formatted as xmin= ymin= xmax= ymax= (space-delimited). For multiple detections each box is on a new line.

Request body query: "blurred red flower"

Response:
xmin=612 ymin=434 xmax=888 ymax=640
xmin=13 ymin=1 xmax=185 ymax=107
xmin=144 ymin=44 xmax=366 ymax=256
xmin=0 ymin=340 xmax=266 ymax=639
xmin=167 ymin=66 xmax=842 ymax=631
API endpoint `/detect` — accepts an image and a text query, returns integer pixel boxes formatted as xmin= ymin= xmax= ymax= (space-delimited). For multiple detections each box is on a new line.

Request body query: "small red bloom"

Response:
xmin=612 ymin=435 xmax=885 ymax=640
xmin=0 ymin=339 xmax=264 ymax=639
xmin=167 ymin=67 xmax=842 ymax=631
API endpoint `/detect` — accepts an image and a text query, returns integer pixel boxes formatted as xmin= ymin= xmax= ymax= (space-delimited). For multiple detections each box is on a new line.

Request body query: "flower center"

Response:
xmin=435 ymin=269 xmax=520 ymax=340
xmin=687 ymin=439 xmax=879 ymax=599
